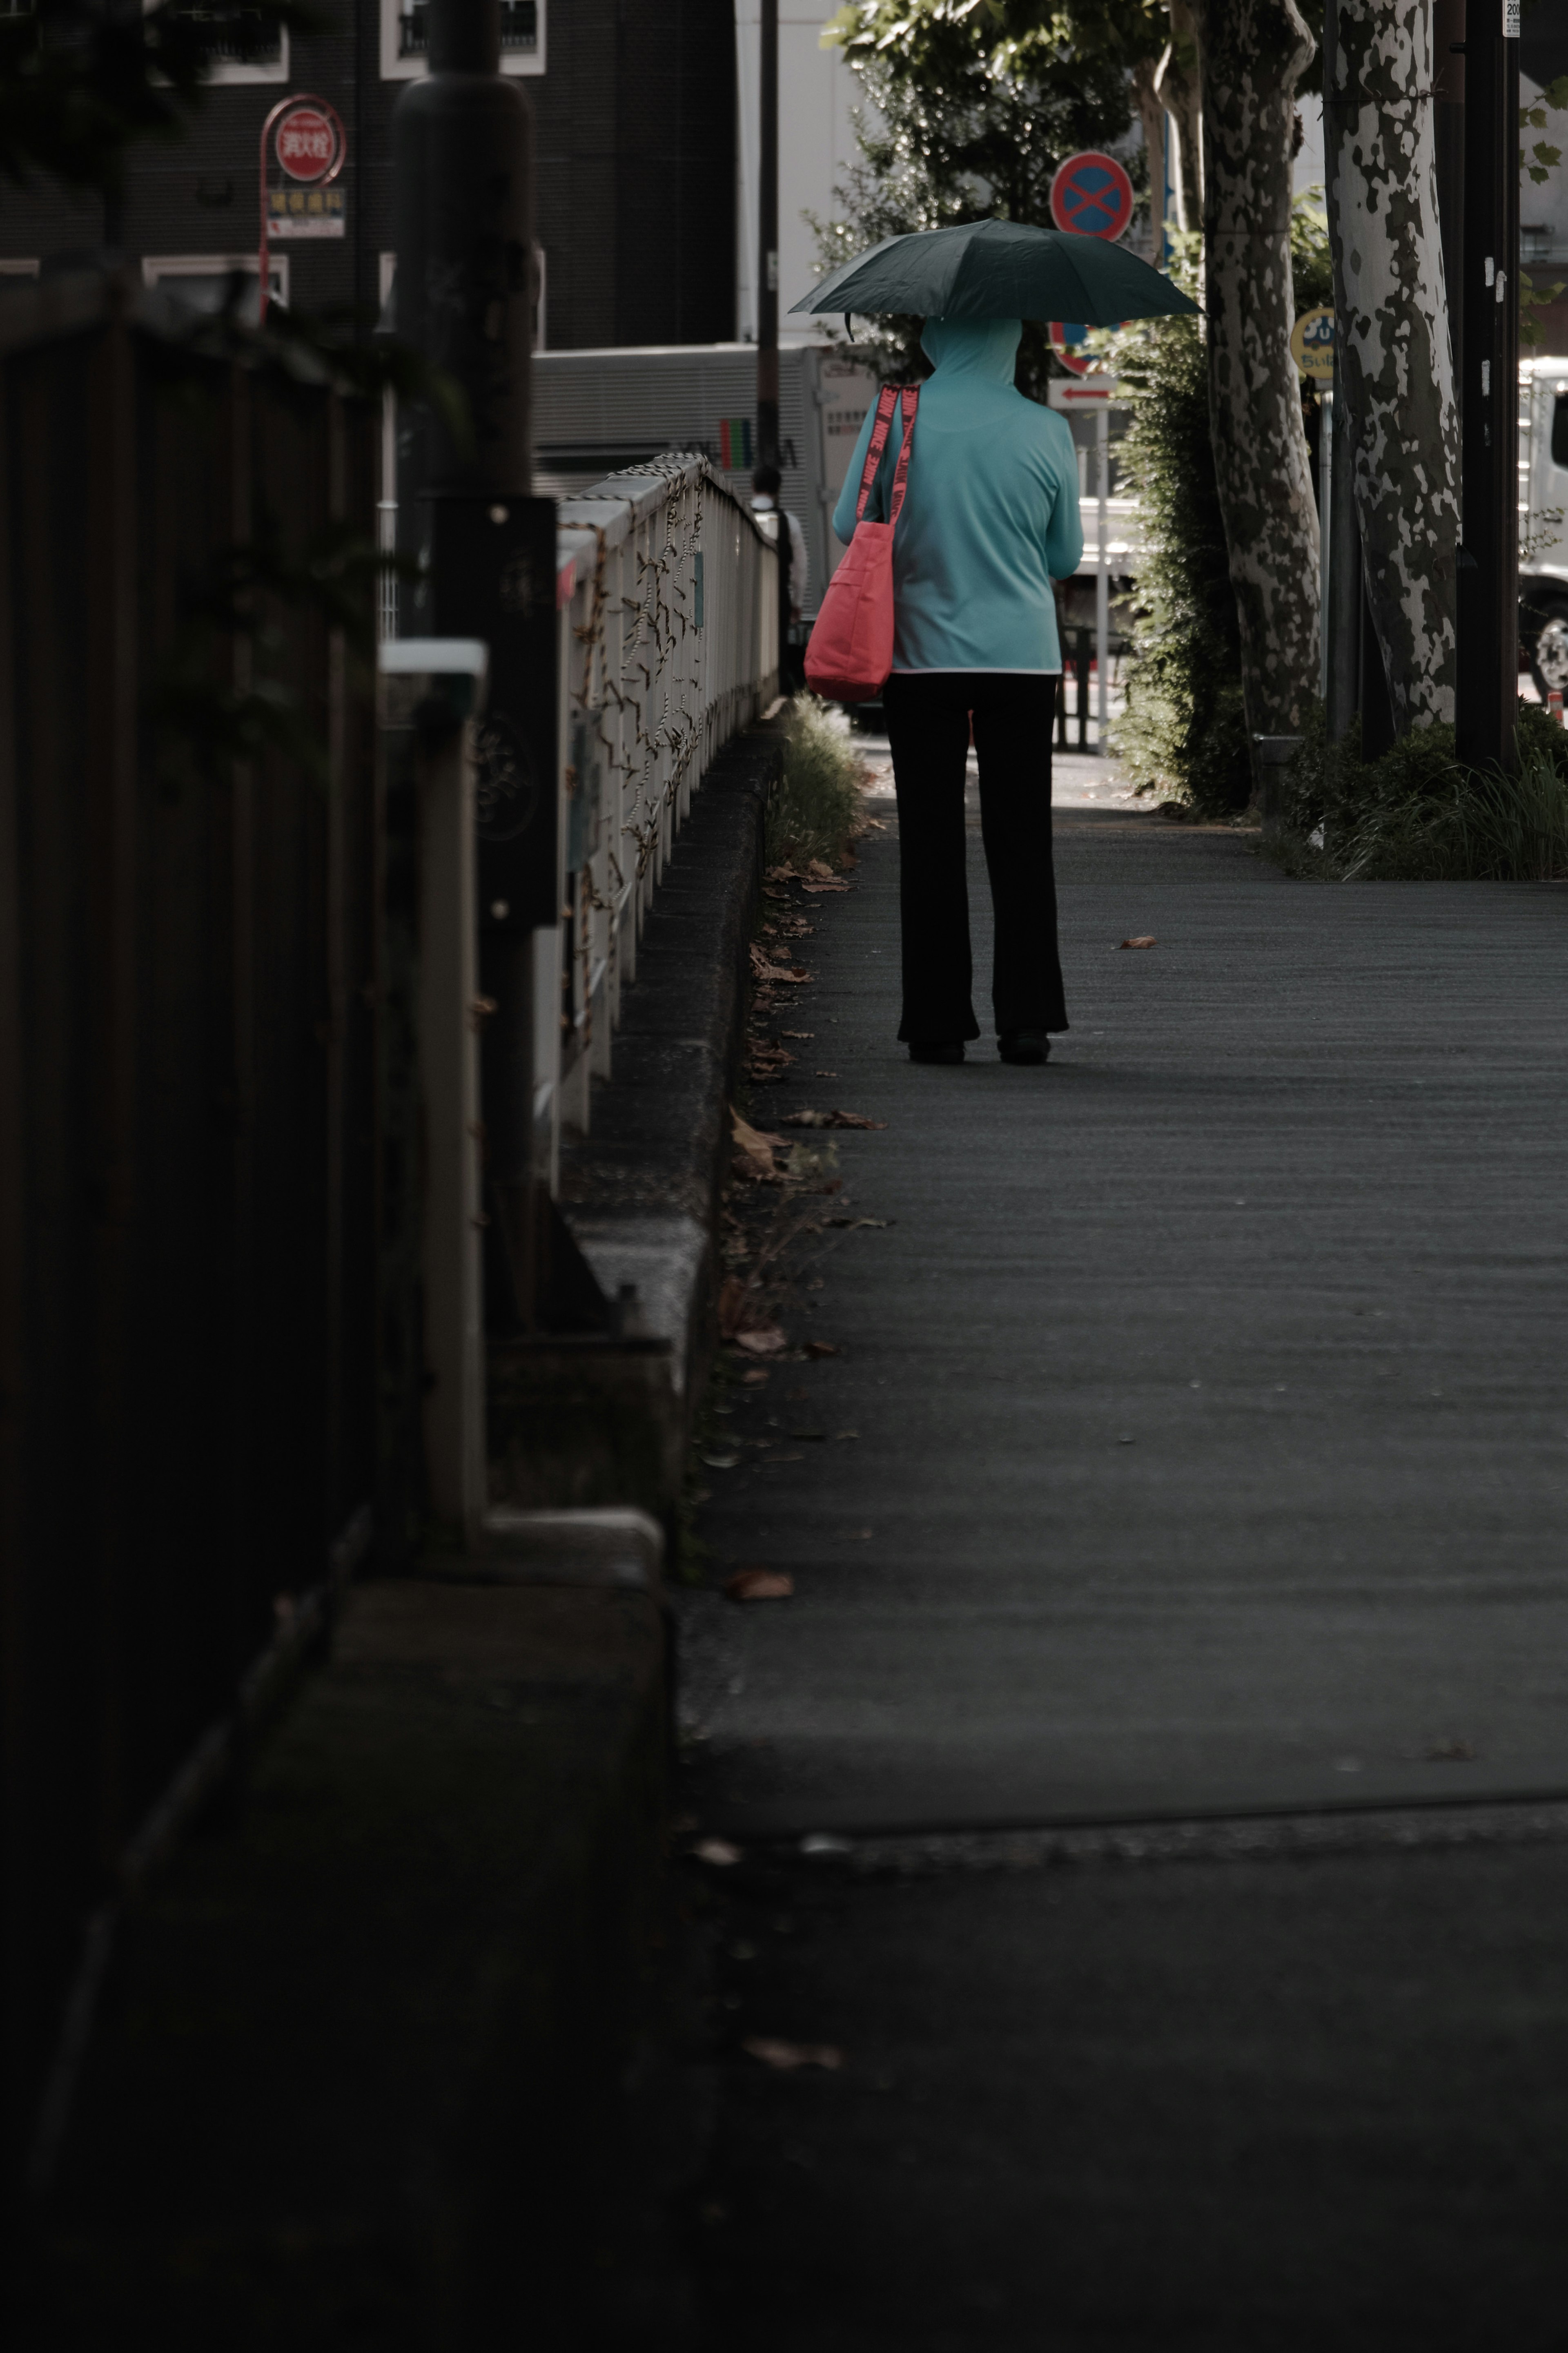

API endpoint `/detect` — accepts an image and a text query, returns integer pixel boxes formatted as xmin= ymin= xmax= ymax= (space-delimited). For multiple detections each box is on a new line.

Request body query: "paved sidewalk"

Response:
xmin=681 ymin=797 xmax=1568 ymax=2350
xmin=686 ymin=801 xmax=1568 ymax=1833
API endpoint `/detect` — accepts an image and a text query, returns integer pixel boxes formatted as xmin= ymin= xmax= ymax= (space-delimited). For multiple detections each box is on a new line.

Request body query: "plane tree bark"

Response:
xmin=1155 ymin=0 xmax=1205 ymax=237
xmin=1192 ymin=0 xmax=1321 ymax=763
xmin=1325 ymin=0 xmax=1459 ymax=729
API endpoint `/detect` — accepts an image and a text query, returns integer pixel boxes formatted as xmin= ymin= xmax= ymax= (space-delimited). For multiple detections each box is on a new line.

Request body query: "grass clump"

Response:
xmin=1270 ymin=700 xmax=1568 ymax=880
xmin=766 ymin=694 xmax=865 ymax=870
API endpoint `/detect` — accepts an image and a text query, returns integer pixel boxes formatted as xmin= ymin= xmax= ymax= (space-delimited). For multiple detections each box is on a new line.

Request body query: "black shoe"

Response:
xmin=908 ymin=1040 xmax=965 ymax=1065
xmin=998 ymin=1031 xmax=1049 ymax=1065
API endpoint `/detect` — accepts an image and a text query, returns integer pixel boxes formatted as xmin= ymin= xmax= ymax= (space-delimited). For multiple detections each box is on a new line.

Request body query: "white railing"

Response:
xmin=544 ymin=455 xmax=778 ymax=1146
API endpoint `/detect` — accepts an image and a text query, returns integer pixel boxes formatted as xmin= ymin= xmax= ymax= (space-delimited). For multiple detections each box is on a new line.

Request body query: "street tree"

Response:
xmin=1154 ymin=0 xmax=1203 ymax=236
xmin=1191 ymin=0 xmax=1321 ymax=756
xmin=819 ymin=0 xmax=1163 ymax=391
xmin=1323 ymin=0 xmax=1458 ymax=732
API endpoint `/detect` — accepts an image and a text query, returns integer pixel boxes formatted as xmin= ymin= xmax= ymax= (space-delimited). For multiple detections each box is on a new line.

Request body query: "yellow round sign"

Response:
xmin=1290 ymin=306 xmax=1335 ymax=381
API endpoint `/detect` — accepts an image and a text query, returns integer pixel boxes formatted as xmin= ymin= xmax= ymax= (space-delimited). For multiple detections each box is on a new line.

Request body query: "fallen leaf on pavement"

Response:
xmin=806 ymin=859 xmax=835 ymax=881
xmin=751 ymin=941 xmax=811 ymax=984
xmin=803 ymin=1340 xmax=840 ymax=1358
xmin=834 ymin=1430 xmax=860 ymax=1441
xmin=765 ymin=862 xmax=802 ymax=881
xmin=1119 ymin=935 xmax=1157 ymax=950
xmin=781 ymin=1030 xmax=814 ymax=1040
xmin=718 ymin=1275 xmax=749 ymax=1338
xmin=802 ymin=881 xmax=850 ymax=894
xmin=784 ymin=1108 xmax=888 ymax=1131
xmin=694 ymin=1838 xmax=742 ymax=1866
xmin=739 ymin=1367 xmax=771 ymax=1387
xmin=735 ymin=1324 xmax=788 ymax=1357
xmin=730 ymin=1105 xmax=784 ymax=1179
xmin=725 ymin=1568 xmax=795 ymax=1601
xmin=744 ymin=2037 xmax=844 ymax=2071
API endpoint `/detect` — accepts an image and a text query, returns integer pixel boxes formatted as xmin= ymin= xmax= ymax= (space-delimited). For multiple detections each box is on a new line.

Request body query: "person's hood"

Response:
xmin=919 ymin=315 xmax=1021 ymax=384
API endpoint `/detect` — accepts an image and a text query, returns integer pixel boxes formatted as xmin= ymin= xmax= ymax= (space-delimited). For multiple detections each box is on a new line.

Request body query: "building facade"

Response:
xmin=0 ymin=0 xmax=737 ymax=350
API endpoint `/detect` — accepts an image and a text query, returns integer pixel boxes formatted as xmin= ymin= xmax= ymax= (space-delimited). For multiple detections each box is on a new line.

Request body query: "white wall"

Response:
xmin=1522 ymin=69 xmax=1568 ymax=264
xmin=734 ymin=1 xmax=882 ymax=345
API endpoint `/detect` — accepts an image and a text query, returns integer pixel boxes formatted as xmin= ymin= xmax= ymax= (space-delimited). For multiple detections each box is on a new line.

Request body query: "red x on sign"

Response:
xmin=1049 ymin=151 xmax=1134 ymax=242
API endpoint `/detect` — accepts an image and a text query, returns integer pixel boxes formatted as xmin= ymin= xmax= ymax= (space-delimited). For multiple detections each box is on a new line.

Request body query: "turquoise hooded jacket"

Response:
xmin=831 ymin=317 xmax=1084 ymax=675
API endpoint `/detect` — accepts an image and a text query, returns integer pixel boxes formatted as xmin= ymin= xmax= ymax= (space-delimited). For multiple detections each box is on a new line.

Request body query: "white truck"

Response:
xmin=1521 ymin=355 xmax=1568 ymax=700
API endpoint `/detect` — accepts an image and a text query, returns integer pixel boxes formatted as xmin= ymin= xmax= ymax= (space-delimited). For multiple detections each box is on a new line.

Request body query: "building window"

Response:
xmin=381 ymin=0 xmax=543 ymax=78
xmin=143 ymin=253 xmax=288 ymax=322
xmin=159 ymin=4 xmax=287 ymax=84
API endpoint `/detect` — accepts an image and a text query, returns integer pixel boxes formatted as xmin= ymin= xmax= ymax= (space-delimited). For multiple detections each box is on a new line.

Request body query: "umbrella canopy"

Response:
xmin=790 ymin=216 xmax=1197 ymax=326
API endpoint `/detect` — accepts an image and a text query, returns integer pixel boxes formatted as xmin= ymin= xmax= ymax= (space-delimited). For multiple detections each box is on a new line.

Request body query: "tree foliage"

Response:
xmin=814 ymin=0 xmax=1159 ymax=396
xmin=0 ymin=1 xmax=316 ymax=198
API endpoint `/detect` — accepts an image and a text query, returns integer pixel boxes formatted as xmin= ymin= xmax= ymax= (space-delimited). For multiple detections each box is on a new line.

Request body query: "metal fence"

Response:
xmin=1 ymin=297 xmax=780 ymax=2196
xmin=0 ymin=276 xmax=384 ymax=2192
xmin=549 ymin=455 xmax=777 ymax=1143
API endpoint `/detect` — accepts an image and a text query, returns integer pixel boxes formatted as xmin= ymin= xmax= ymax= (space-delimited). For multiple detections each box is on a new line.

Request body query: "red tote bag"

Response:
xmin=804 ymin=383 xmax=919 ymax=703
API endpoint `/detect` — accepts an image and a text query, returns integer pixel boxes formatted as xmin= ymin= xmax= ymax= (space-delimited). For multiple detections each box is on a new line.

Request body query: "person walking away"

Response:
xmin=831 ymin=317 xmax=1082 ymax=1064
xmin=751 ymin=463 xmax=808 ymax=693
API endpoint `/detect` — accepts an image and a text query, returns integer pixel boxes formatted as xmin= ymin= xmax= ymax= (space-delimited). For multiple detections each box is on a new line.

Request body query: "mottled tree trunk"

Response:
xmin=1156 ymin=0 xmax=1205 ymax=237
xmin=1194 ymin=0 xmax=1320 ymax=760
xmin=1325 ymin=0 xmax=1459 ymax=730
xmin=1133 ymin=57 xmax=1168 ymax=261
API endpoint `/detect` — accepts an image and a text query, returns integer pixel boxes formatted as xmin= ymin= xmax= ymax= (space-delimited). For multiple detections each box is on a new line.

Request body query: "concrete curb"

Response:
xmin=490 ymin=722 xmax=782 ymax=1518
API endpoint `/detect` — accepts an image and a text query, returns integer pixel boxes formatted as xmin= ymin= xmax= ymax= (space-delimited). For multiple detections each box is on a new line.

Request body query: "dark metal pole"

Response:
xmin=393 ymin=0 xmax=554 ymax=1337
xmin=1432 ymin=0 xmax=1466 ymax=379
xmin=1325 ymin=355 xmax=1364 ymax=746
xmin=1323 ymin=0 xmax=1359 ymax=745
xmin=392 ymin=0 xmax=533 ymax=527
xmin=1456 ymin=0 xmax=1521 ymax=772
xmin=757 ymin=0 xmax=780 ymax=471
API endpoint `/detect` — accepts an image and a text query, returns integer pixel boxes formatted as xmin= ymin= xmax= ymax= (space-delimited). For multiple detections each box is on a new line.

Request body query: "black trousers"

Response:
xmin=882 ymin=671 xmax=1067 ymax=1042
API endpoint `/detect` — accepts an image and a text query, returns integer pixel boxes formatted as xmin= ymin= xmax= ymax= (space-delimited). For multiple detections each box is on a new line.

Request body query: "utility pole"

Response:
xmin=757 ymin=0 xmax=780 ymax=472
xmin=393 ymin=0 xmax=558 ymax=1335
xmin=1456 ymin=0 xmax=1521 ymax=772
xmin=1433 ymin=0 xmax=1466 ymax=371
xmin=1322 ymin=1 xmax=1361 ymax=747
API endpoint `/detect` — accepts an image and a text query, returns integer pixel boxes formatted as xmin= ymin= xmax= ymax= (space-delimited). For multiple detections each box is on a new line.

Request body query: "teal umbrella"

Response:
xmin=790 ymin=216 xmax=1196 ymax=326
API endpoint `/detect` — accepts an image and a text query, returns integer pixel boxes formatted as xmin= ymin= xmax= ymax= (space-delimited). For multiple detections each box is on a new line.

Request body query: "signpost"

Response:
xmin=1049 ymin=151 xmax=1135 ymax=242
xmin=1049 ymin=321 xmax=1108 ymax=376
xmin=258 ymin=94 xmax=347 ymax=318
xmin=1047 ymin=159 xmax=1132 ymax=748
xmin=1290 ymin=305 xmax=1334 ymax=382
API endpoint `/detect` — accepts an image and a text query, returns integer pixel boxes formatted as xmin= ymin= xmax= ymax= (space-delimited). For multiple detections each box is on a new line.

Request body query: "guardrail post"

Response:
xmin=380 ymin=640 xmax=490 ymax=1551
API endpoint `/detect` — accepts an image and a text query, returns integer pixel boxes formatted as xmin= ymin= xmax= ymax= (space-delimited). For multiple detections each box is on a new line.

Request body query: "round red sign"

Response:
xmin=1049 ymin=151 xmax=1135 ymax=241
xmin=274 ymin=105 xmax=341 ymax=185
xmin=1049 ymin=322 xmax=1120 ymax=377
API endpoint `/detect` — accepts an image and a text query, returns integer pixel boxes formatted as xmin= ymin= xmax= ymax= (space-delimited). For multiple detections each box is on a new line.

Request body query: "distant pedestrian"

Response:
xmin=751 ymin=464 xmax=808 ymax=693
xmin=831 ymin=317 xmax=1082 ymax=1064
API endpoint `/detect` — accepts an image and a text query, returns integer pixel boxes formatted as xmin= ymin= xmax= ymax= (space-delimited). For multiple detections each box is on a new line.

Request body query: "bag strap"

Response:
xmin=888 ymin=386 xmax=919 ymax=525
xmin=854 ymin=384 xmax=900 ymax=525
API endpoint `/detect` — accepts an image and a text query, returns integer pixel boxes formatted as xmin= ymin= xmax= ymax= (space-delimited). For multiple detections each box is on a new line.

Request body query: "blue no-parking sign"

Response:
xmin=1049 ymin=151 xmax=1134 ymax=241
